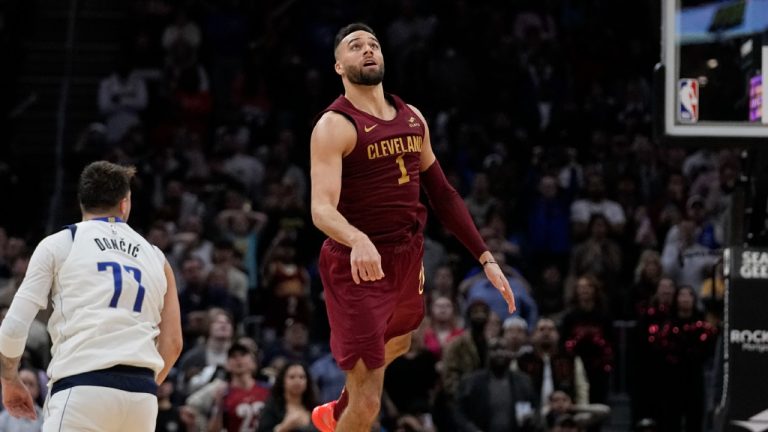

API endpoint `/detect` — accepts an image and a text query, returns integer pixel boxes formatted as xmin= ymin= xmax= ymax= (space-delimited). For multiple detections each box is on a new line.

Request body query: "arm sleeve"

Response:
xmin=420 ymin=161 xmax=488 ymax=259
xmin=0 ymin=296 xmax=42 ymax=358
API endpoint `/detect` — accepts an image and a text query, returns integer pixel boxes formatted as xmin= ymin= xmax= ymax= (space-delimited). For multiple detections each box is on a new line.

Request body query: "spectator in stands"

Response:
xmin=649 ymin=286 xmax=716 ymax=432
xmin=568 ymin=214 xmax=623 ymax=296
xmin=162 ymin=8 xmax=201 ymax=65
xmin=422 ymin=294 xmax=464 ymax=360
xmin=262 ymin=319 xmax=317 ymax=372
xmin=570 ymin=173 xmax=626 ymax=238
xmin=442 ymin=299 xmax=492 ymax=401
xmin=178 ymin=256 xmax=240 ymax=323
xmin=260 ymin=231 xmax=312 ymax=330
xmin=0 ymin=253 xmax=29 ymax=307
xmin=527 ymin=174 xmax=571 ymax=274
xmin=544 ymin=390 xmax=610 ymax=431
xmin=310 ymin=352 xmax=345 ymax=404
xmin=631 ymin=250 xmax=663 ymax=317
xmin=214 ymin=203 xmax=268 ymax=292
xmin=560 ymin=275 xmax=614 ymax=404
xmin=156 ymin=371 xmax=183 ymax=432
xmin=649 ymin=172 xmax=686 ymax=244
xmin=383 ymin=323 xmax=439 ymax=429
xmin=218 ymin=124 xmax=265 ymax=199
xmin=177 ymin=308 xmax=234 ymax=396
xmin=633 ymin=278 xmax=677 ymax=422
xmin=535 ymin=264 xmax=566 ymax=317
xmin=186 ymin=342 xmax=271 ymax=432
xmin=429 ymin=264 xmax=456 ymax=299
xmin=455 ymin=337 xmax=538 ymax=431
xmin=518 ymin=318 xmax=590 ymax=412
xmin=258 ymin=362 xmax=316 ymax=432
xmin=502 ymin=316 xmax=532 ymax=370
xmin=97 ymin=59 xmax=149 ymax=144
xmin=211 ymin=239 xmax=249 ymax=305
xmin=661 ymin=219 xmax=718 ymax=294
xmin=464 ymin=172 xmax=500 ymax=227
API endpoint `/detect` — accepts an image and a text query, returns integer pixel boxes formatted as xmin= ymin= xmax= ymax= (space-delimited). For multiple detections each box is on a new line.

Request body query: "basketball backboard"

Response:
xmin=660 ymin=0 xmax=768 ymax=143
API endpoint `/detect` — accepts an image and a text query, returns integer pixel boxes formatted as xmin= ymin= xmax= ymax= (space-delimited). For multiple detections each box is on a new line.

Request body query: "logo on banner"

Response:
xmin=732 ymin=408 xmax=768 ymax=431
xmin=740 ymin=251 xmax=768 ymax=279
xmin=679 ymin=79 xmax=699 ymax=123
xmin=731 ymin=329 xmax=768 ymax=353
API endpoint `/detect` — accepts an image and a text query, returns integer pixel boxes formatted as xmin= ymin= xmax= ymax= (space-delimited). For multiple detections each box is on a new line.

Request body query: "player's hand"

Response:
xmin=349 ymin=234 xmax=384 ymax=284
xmin=483 ymin=261 xmax=516 ymax=314
xmin=1 ymin=377 xmax=37 ymax=421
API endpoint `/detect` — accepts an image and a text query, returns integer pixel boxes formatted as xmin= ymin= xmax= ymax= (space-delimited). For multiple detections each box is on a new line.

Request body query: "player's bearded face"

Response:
xmin=346 ymin=61 xmax=385 ymax=86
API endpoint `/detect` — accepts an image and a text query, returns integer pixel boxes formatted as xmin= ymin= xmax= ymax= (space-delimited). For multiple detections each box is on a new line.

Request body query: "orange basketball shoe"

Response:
xmin=311 ymin=401 xmax=338 ymax=432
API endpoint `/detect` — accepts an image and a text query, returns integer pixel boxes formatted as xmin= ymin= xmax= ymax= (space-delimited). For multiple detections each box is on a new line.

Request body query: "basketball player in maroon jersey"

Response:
xmin=310 ymin=23 xmax=516 ymax=431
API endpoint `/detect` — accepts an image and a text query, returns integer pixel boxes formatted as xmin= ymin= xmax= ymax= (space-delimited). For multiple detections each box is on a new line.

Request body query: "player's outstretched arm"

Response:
xmin=0 ymin=354 xmax=36 ymax=420
xmin=310 ymin=111 xmax=384 ymax=284
xmin=0 ymin=297 xmax=42 ymax=420
xmin=156 ymin=259 xmax=183 ymax=384
xmin=411 ymin=105 xmax=515 ymax=313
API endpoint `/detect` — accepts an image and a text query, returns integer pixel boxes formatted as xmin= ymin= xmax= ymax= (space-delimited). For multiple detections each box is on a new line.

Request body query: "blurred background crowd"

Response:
xmin=0 ymin=0 xmax=735 ymax=431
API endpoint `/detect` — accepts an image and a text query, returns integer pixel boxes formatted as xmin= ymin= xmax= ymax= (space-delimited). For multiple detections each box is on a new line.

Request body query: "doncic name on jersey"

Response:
xmin=93 ymin=237 xmax=141 ymax=258
xmin=740 ymin=251 xmax=768 ymax=279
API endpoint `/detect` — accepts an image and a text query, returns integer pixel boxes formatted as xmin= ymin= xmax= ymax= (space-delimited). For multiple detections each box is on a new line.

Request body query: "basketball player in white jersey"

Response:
xmin=0 ymin=161 xmax=183 ymax=431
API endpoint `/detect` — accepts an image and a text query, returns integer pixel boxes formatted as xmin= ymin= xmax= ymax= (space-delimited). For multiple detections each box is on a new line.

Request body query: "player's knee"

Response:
xmin=350 ymin=390 xmax=381 ymax=420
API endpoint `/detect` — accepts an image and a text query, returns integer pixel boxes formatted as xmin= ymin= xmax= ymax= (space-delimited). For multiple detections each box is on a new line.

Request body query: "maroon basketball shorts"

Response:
xmin=318 ymin=235 xmax=425 ymax=370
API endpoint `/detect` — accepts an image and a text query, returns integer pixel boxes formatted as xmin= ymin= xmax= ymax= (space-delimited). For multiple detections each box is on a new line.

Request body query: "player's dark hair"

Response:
xmin=78 ymin=161 xmax=136 ymax=212
xmin=333 ymin=22 xmax=376 ymax=52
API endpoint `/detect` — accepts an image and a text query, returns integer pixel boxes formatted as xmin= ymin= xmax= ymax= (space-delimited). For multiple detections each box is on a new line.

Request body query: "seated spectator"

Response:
xmin=177 ymin=308 xmax=234 ymax=396
xmin=262 ymin=319 xmax=318 ymax=372
xmin=455 ymin=337 xmax=538 ymax=431
xmin=97 ymin=59 xmax=148 ymax=144
xmin=570 ymin=173 xmax=626 ymax=238
xmin=422 ymin=294 xmax=464 ymax=360
xmin=661 ymin=219 xmax=718 ymax=293
xmin=383 ymin=323 xmax=439 ymax=426
xmin=261 ymin=232 xmax=312 ymax=329
xmin=310 ymin=351 xmax=345 ymax=404
xmin=631 ymin=250 xmax=663 ymax=317
xmin=185 ymin=342 xmax=271 ymax=432
xmin=518 ymin=318 xmax=590 ymax=411
xmin=464 ymin=172 xmax=500 ymax=227
xmin=544 ymin=390 xmax=610 ymax=431
xmin=568 ymin=214 xmax=623 ymax=293
xmin=258 ymin=362 xmax=316 ymax=432
xmin=156 ymin=370 xmax=183 ymax=432
xmin=502 ymin=316 xmax=532 ymax=370
xmin=560 ymin=275 xmax=614 ymax=404
xmin=442 ymin=299 xmax=493 ymax=401
xmin=527 ymin=174 xmax=571 ymax=270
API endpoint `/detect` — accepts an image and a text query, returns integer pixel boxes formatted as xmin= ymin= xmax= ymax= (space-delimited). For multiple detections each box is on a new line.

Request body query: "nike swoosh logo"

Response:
xmin=364 ymin=124 xmax=378 ymax=132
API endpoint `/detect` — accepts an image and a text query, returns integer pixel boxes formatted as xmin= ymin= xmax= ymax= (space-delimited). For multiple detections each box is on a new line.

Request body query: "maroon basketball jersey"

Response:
xmin=320 ymin=94 xmax=427 ymax=246
xmin=222 ymin=383 xmax=270 ymax=432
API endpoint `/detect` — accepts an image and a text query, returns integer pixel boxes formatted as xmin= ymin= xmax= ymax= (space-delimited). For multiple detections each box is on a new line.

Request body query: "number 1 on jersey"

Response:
xmin=98 ymin=261 xmax=146 ymax=312
xmin=396 ymin=154 xmax=410 ymax=184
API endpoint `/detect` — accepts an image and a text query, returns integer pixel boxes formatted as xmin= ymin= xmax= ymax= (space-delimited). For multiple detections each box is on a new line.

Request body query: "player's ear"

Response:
xmin=334 ymin=60 xmax=343 ymax=76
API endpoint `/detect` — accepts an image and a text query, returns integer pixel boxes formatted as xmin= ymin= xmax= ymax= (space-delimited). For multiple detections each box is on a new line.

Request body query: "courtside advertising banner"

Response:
xmin=721 ymin=247 xmax=768 ymax=431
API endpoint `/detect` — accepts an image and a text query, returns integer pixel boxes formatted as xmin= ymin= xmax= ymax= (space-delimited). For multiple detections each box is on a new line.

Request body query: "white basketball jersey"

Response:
xmin=47 ymin=219 xmax=167 ymax=383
